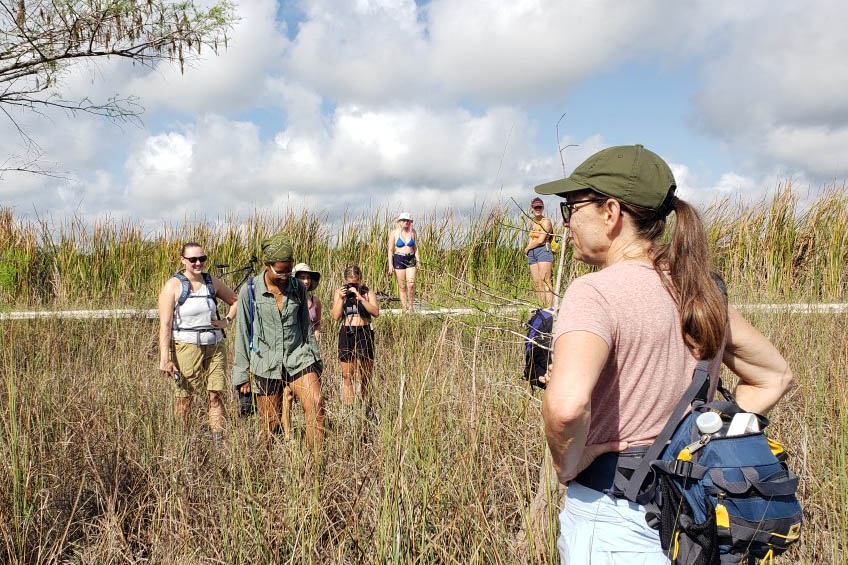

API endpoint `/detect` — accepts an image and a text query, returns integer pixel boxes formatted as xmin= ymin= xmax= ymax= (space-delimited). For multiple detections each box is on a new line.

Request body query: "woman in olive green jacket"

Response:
xmin=233 ymin=235 xmax=324 ymax=448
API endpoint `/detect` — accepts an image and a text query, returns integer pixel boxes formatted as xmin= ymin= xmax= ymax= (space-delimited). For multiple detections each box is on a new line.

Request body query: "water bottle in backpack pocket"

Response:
xmin=649 ymin=403 xmax=802 ymax=564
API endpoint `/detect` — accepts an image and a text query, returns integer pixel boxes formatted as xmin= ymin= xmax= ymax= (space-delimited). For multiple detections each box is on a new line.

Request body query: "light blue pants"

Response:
xmin=557 ymin=482 xmax=671 ymax=565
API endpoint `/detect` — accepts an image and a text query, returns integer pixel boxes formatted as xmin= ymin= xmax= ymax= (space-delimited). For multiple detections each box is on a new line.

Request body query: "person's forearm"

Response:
xmin=158 ymin=325 xmax=171 ymax=363
xmin=543 ymin=405 xmax=591 ymax=480
xmin=361 ymin=297 xmax=379 ymax=317
xmin=734 ymin=371 xmax=793 ymax=415
xmin=226 ymin=301 xmax=238 ymax=322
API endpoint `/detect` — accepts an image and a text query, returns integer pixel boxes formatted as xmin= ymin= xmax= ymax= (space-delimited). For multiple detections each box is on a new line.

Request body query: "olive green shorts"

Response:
xmin=172 ymin=341 xmax=227 ymax=398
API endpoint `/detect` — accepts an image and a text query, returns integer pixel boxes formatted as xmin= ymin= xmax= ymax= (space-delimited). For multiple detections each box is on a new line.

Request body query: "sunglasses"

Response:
xmin=560 ymin=197 xmax=608 ymax=223
xmin=183 ymin=255 xmax=208 ymax=264
xmin=532 ymin=205 xmax=544 ymax=210
xmin=268 ymin=264 xmax=292 ymax=277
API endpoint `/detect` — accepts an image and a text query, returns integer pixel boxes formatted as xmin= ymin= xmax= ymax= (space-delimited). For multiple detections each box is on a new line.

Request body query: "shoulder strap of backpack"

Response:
xmin=202 ymin=272 xmax=221 ymax=322
xmin=623 ymin=274 xmax=729 ymax=502
xmin=247 ymin=275 xmax=258 ymax=353
xmin=298 ymin=278 xmax=310 ymax=339
xmin=173 ymin=271 xmax=190 ymax=306
xmin=623 ymin=359 xmax=711 ymax=502
xmin=202 ymin=272 xmax=216 ymax=299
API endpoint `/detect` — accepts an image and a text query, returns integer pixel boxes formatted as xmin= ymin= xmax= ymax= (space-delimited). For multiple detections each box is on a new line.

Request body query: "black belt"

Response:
xmin=573 ymin=447 xmax=648 ymax=495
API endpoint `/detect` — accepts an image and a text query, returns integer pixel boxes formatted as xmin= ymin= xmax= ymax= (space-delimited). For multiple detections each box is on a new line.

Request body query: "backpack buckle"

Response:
xmin=672 ymin=459 xmax=693 ymax=478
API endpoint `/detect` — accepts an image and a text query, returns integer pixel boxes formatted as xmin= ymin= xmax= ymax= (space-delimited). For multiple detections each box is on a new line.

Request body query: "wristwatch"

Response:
xmin=225 ymin=315 xmax=233 ymax=325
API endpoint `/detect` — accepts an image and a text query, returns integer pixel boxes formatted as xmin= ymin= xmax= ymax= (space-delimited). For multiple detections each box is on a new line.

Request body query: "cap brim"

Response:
xmin=534 ymin=177 xmax=591 ymax=196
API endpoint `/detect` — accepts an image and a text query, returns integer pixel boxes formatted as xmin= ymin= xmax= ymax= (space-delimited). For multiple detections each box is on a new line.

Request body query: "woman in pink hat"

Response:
xmin=387 ymin=212 xmax=420 ymax=312
xmin=525 ymin=197 xmax=554 ymax=307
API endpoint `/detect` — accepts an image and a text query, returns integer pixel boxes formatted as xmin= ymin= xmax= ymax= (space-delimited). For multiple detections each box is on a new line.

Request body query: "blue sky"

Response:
xmin=1 ymin=0 xmax=846 ymax=223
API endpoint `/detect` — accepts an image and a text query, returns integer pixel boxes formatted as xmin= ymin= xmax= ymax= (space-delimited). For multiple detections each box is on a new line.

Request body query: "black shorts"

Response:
xmin=392 ymin=253 xmax=416 ymax=270
xmin=253 ymin=364 xmax=321 ymax=396
xmin=338 ymin=325 xmax=375 ymax=362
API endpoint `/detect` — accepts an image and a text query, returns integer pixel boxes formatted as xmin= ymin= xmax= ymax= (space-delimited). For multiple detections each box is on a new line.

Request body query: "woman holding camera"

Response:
xmin=331 ymin=265 xmax=380 ymax=407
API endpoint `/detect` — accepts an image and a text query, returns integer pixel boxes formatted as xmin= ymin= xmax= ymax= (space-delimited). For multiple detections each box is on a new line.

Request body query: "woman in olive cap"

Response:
xmin=232 ymin=234 xmax=324 ymax=448
xmin=537 ymin=145 xmax=793 ymax=563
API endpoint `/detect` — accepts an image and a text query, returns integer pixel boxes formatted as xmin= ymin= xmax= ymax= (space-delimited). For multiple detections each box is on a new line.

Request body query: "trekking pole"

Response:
xmin=551 ymin=228 xmax=568 ymax=312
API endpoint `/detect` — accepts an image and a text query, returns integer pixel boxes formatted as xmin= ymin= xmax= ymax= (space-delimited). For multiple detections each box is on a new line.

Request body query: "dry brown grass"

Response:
xmin=0 ymin=308 xmax=844 ymax=563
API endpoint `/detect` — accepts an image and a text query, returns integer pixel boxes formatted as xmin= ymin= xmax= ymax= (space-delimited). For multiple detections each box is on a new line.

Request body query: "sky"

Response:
xmin=2 ymin=0 xmax=847 ymax=225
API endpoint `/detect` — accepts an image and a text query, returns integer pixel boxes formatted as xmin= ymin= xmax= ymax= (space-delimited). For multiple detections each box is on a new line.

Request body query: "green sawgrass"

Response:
xmin=0 ymin=183 xmax=846 ymax=309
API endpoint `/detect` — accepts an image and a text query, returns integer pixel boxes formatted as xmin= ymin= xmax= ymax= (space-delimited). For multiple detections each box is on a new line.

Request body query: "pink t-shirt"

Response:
xmin=552 ymin=261 xmax=724 ymax=446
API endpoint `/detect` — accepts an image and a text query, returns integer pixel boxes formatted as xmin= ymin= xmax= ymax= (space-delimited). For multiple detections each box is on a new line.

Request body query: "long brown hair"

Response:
xmin=609 ymin=192 xmax=727 ymax=358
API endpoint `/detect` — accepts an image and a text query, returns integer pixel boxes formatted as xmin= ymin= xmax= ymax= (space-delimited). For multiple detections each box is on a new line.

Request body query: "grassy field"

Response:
xmin=0 ymin=310 xmax=845 ymax=563
xmin=0 ymin=186 xmax=846 ymax=563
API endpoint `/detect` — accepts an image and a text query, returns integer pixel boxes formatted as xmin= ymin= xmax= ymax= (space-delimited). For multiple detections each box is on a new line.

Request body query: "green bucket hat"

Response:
xmin=535 ymin=144 xmax=676 ymax=210
xmin=261 ymin=233 xmax=294 ymax=263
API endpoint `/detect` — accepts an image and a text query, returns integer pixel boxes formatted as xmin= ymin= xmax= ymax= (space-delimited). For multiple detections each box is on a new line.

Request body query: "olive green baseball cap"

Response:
xmin=535 ymin=144 xmax=675 ymax=210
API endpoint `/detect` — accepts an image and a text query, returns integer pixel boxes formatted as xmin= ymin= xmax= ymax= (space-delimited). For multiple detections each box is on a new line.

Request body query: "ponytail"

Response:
xmin=615 ymin=193 xmax=726 ymax=359
xmin=653 ymin=198 xmax=726 ymax=358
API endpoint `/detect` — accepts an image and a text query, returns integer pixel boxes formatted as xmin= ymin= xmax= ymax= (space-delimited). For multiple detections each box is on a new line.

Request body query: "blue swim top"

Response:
xmin=396 ymin=233 xmax=415 ymax=247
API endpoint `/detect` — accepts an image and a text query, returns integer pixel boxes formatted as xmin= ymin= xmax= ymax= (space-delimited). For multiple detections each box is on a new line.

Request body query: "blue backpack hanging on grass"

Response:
xmin=524 ymin=308 xmax=554 ymax=390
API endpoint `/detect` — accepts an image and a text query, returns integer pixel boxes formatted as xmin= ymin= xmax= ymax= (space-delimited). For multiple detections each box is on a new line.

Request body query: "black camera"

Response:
xmin=342 ymin=283 xmax=359 ymax=305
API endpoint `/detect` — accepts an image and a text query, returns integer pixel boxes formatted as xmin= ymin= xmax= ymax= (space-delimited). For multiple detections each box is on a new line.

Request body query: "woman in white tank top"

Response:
xmin=157 ymin=242 xmax=238 ymax=440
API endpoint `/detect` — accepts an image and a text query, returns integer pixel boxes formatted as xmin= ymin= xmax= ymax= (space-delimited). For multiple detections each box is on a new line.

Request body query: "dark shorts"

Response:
xmin=338 ymin=325 xmax=375 ymax=362
xmin=527 ymin=244 xmax=554 ymax=265
xmin=253 ymin=364 xmax=321 ymax=396
xmin=392 ymin=253 xmax=417 ymax=270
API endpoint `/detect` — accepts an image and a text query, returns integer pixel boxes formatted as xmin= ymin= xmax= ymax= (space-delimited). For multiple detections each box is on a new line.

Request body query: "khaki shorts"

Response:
xmin=172 ymin=341 xmax=227 ymax=398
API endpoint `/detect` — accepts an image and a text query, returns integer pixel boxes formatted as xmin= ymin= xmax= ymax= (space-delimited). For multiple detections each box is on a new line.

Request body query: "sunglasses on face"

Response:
xmin=183 ymin=255 xmax=208 ymax=264
xmin=268 ymin=264 xmax=292 ymax=277
xmin=532 ymin=205 xmax=544 ymax=210
xmin=560 ymin=197 xmax=608 ymax=223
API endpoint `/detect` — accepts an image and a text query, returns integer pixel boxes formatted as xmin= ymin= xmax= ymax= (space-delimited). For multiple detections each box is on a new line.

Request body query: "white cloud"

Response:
xmin=693 ymin=0 xmax=848 ymax=180
xmin=109 ymin=104 xmax=564 ymax=222
xmin=1 ymin=0 xmax=846 ymax=224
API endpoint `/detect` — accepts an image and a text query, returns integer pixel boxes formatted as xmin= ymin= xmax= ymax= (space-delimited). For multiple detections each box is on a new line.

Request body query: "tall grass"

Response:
xmin=0 ymin=184 xmax=845 ymax=563
xmin=0 ymin=183 xmax=846 ymax=308
xmin=0 ymin=308 xmax=844 ymax=563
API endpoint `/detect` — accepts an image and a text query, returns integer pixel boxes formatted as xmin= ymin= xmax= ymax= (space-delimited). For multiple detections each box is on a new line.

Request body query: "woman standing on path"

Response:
xmin=524 ymin=197 xmax=554 ymax=308
xmin=232 ymin=235 xmax=324 ymax=449
xmin=387 ymin=212 xmax=420 ymax=312
xmin=536 ymin=145 xmax=794 ymax=564
xmin=158 ymin=242 xmax=238 ymax=441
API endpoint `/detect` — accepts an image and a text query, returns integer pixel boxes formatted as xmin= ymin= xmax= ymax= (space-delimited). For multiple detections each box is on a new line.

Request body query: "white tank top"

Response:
xmin=172 ymin=281 xmax=222 ymax=346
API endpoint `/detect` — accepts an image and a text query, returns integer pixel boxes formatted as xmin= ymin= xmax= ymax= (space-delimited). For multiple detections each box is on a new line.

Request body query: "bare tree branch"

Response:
xmin=0 ymin=0 xmax=236 ymax=174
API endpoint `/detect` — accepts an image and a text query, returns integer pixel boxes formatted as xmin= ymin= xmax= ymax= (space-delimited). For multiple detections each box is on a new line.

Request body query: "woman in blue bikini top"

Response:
xmin=387 ymin=211 xmax=420 ymax=313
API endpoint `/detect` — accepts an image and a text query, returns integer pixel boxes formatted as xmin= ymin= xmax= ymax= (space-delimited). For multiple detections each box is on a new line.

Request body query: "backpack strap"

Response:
xmin=173 ymin=271 xmax=191 ymax=306
xmin=623 ymin=359 xmax=712 ymax=502
xmin=298 ymin=278 xmax=311 ymax=342
xmin=622 ymin=273 xmax=729 ymax=502
xmin=202 ymin=272 xmax=216 ymax=300
xmin=247 ymin=275 xmax=258 ymax=353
